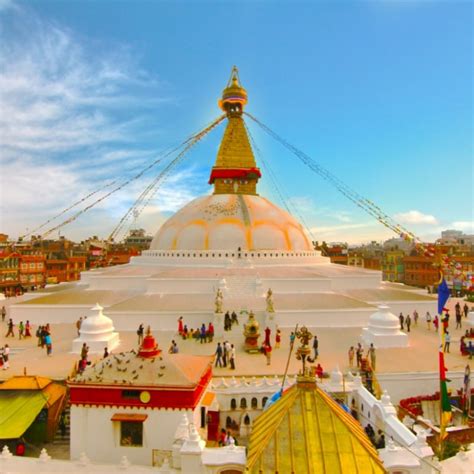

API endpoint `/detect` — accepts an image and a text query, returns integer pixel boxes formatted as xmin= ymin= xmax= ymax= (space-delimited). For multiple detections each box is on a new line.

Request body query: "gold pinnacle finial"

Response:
xmin=219 ymin=66 xmax=248 ymax=115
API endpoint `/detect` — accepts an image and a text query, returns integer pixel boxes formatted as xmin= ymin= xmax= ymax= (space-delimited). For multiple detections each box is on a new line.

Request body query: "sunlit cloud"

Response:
xmin=394 ymin=210 xmax=439 ymax=225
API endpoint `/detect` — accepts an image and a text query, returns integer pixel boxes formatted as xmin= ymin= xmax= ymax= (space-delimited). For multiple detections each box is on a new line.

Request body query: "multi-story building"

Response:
xmin=124 ymin=228 xmax=153 ymax=251
xmin=0 ymin=251 xmax=21 ymax=296
xmin=402 ymin=255 xmax=438 ymax=289
xmin=383 ymin=249 xmax=405 ymax=282
xmin=19 ymin=253 xmax=46 ymax=290
xmin=347 ymin=251 xmax=364 ymax=267
xmin=45 ymin=256 xmax=87 ymax=283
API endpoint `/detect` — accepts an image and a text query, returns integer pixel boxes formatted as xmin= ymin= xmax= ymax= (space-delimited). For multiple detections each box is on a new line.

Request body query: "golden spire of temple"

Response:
xmin=209 ymin=66 xmax=261 ymax=195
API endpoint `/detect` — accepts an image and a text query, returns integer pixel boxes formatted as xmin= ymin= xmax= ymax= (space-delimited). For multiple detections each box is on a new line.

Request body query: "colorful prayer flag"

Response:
xmin=437 ymin=278 xmax=450 ymax=315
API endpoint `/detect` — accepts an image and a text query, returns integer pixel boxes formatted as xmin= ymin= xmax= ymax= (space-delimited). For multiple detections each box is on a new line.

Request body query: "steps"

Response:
xmin=53 ymin=404 xmax=70 ymax=446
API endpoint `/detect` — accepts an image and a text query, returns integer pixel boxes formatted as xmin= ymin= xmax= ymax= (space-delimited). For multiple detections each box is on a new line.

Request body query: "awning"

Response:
xmin=111 ymin=413 xmax=148 ymax=422
xmin=0 ymin=391 xmax=49 ymax=439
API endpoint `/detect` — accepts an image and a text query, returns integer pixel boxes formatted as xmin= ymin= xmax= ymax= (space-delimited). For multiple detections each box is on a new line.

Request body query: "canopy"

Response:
xmin=0 ymin=391 xmax=49 ymax=439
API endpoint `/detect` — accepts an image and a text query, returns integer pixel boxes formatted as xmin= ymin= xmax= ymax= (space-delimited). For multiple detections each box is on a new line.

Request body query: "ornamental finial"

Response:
xmin=219 ymin=66 xmax=248 ymax=116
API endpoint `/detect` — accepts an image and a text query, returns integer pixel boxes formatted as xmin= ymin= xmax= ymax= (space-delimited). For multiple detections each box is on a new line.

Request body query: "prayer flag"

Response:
xmin=439 ymin=329 xmax=452 ymax=440
xmin=437 ymin=278 xmax=450 ymax=315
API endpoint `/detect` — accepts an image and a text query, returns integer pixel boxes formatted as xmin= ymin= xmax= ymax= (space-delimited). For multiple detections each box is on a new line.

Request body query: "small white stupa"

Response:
xmin=72 ymin=303 xmax=119 ymax=353
xmin=361 ymin=304 xmax=408 ymax=348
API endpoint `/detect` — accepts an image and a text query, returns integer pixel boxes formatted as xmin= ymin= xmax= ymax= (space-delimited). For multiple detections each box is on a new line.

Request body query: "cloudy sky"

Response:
xmin=0 ymin=0 xmax=472 ymax=243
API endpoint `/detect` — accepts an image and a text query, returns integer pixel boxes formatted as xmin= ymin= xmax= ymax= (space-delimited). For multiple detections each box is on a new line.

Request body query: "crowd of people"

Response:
xmin=176 ymin=317 xmax=215 ymax=343
xmin=214 ymin=341 xmax=236 ymax=369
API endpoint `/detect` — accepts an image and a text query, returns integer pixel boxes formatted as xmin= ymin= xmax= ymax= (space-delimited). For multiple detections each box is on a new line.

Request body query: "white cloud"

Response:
xmin=450 ymin=221 xmax=474 ymax=233
xmin=394 ymin=210 xmax=439 ymax=225
xmin=0 ymin=5 xmax=204 ymax=241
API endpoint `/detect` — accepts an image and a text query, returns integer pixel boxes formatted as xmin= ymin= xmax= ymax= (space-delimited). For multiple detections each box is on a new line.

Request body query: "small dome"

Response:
xmin=80 ymin=303 xmax=115 ymax=335
xmin=368 ymin=305 xmax=399 ymax=331
xmin=150 ymin=194 xmax=312 ymax=252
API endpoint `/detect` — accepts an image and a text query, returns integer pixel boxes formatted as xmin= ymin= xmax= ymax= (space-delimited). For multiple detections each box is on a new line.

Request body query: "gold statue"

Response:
xmin=265 ymin=288 xmax=275 ymax=313
xmin=295 ymin=326 xmax=313 ymax=376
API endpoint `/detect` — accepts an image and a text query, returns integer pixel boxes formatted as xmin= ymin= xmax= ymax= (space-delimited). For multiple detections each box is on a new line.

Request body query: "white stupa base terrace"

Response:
xmin=11 ymin=251 xmax=437 ymax=331
xmin=72 ymin=333 xmax=119 ymax=353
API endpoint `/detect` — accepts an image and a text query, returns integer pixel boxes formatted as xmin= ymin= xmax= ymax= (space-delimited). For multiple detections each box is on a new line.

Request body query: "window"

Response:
xmin=240 ymin=398 xmax=247 ymax=409
xmin=120 ymin=421 xmax=143 ymax=447
xmin=244 ymin=414 xmax=250 ymax=425
xmin=262 ymin=397 xmax=268 ymax=408
xmin=251 ymin=397 xmax=258 ymax=409
xmin=230 ymin=398 xmax=237 ymax=410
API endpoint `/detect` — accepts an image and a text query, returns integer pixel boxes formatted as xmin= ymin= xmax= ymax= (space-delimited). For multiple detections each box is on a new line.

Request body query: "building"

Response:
xmin=0 ymin=251 xmax=21 ymax=296
xmin=10 ymin=69 xmax=437 ymax=330
xmin=68 ymin=328 xmax=246 ymax=470
xmin=46 ymin=256 xmax=87 ymax=283
xmin=19 ymin=253 xmax=46 ymax=291
xmin=383 ymin=249 xmax=406 ymax=283
xmin=124 ymin=229 xmax=153 ymax=251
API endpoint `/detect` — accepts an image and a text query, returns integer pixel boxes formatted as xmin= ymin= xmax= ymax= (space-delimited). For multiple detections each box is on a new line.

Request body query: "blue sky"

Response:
xmin=0 ymin=0 xmax=472 ymax=243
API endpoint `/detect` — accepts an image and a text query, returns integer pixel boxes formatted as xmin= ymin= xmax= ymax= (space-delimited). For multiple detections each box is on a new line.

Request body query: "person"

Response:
xmin=356 ymin=343 xmax=363 ymax=368
xmin=5 ymin=318 xmax=14 ymax=337
xmin=456 ymin=311 xmax=462 ymax=329
xmin=405 ymin=314 xmax=411 ymax=333
xmin=81 ymin=343 xmax=89 ymax=361
xmin=45 ymin=332 xmax=52 ymax=356
xmin=463 ymin=303 xmax=469 ymax=318
xmin=426 ymin=311 xmax=432 ymax=330
xmin=224 ymin=312 xmax=231 ymax=331
xmin=222 ymin=340 xmax=228 ymax=367
xmin=178 ymin=316 xmax=184 ymax=336
xmin=36 ymin=325 xmax=43 ymax=346
xmin=455 ymin=301 xmax=461 ymax=316
xmin=103 ymin=347 xmax=109 ymax=358
xmin=467 ymin=341 xmax=474 ymax=360
xmin=444 ymin=331 xmax=451 ymax=353
xmin=263 ymin=343 xmax=272 ymax=365
xmin=18 ymin=320 xmax=24 ymax=339
xmin=264 ymin=327 xmax=271 ymax=347
xmin=348 ymin=346 xmax=355 ymax=367
xmin=25 ymin=320 xmax=31 ymax=338
xmin=137 ymin=324 xmax=144 ymax=346
xmin=230 ymin=343 xmax=236 ymax=370
xmin=315 ymin=363 xmax=324 ymax=381
xmin=208 ymin=322 xmax=214 ymax=343
xmin=312 ymin=335 xmax=319 ymax=360
xmin=413 ymin=310 xmax=419 ymax=327
xmin=172 ymin=341 xmax=179 ymax=353
xmin=76 ymin=317 xmax=82 ymax=336
xmin=200 ymin=324 xmax=206 ymax=344
xmin=375 ymin=430 xmax=385 ymax=449
xmin=215 ymin=342 xmax=223 ymax=367
xmin=225 ymin=431 xmax=235 ymax=446
xmin=275 ymin=329 xmax=281 ymax=349
xmin=231 ymin=311 xmax=239 ymax=325
xmin=219 ymin=428 xmax=227 ymax=446
xmin=168 ymin=340 xmax=176 ymax=354
xmin=399 ymin=313 xmax=404 ymax=330
xmin=1 ymin=305 xmax=6 ymax=323
xmin=368 ymin=343 xmax=376 ymax=370
xmin=433 ymin=315 xmax=439 ymax=332
xmin=182 ymin=324 xmax=188 ymax=339
xmin=289 ymin=332 xmax=295 ymax=345
xmin=2 ymin=345 xmax=10 ymax=370
xmin=225 ymin=340 xmax=231 ymax=367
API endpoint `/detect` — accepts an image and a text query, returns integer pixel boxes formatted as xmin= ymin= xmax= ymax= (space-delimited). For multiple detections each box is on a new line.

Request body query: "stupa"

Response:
xmin=11 ymin=68 xmax=436 ymax=330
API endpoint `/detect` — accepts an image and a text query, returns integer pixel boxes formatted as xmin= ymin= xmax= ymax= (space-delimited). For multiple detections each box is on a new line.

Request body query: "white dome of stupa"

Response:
xmin=150 ymin=194 xmax=312 ymax=252
xmin=80 ymin=303 xmax=115 ymax=335
xmin=361 ymin=304 xmax=408 ymax=348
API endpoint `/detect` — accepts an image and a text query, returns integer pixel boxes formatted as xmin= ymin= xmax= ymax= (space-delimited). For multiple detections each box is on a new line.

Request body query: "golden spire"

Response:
xmin=209 ymin=66 xmax=261 ymax=195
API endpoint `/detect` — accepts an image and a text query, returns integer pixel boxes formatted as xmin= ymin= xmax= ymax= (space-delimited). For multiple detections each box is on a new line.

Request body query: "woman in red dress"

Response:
xmin=177 ymin=316 xmax=184 ymax=336
xmin=25 ymin=320 xmax=32 ymax=337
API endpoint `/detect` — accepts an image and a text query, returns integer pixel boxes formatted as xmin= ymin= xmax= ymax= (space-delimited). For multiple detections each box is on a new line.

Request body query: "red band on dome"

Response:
xmin=209 ymin=167 xmax=261 ymax=184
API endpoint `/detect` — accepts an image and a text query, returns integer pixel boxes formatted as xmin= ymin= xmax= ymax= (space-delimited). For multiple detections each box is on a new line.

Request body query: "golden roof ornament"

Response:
xmin=218 ymin=65 xmax=248 ymax=116
xmin=295 ymin=326 xmax=313 ymax=377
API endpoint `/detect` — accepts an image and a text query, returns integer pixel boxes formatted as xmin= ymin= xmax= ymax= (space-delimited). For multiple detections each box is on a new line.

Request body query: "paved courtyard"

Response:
xmin=1 ymin=294 xmax=472 ymax=382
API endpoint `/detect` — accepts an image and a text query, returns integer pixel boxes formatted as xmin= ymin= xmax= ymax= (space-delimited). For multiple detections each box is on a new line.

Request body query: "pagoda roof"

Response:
xmin=246 ymin=381 xmax=385 ymax=473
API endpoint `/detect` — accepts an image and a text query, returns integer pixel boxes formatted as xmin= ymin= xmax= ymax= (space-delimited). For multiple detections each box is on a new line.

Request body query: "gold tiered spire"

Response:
xmin=209 ymin=66 xmax=261 ymax=195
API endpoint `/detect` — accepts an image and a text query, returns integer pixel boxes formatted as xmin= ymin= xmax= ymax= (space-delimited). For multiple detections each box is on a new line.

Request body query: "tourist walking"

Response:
xmin=348 ymin=346 xmax=355 ymax=368
xmin=413 ymin=310 xmax=419 ymax=327
xmin=275 ymin=329 xmax=281 ymax=348
xmin=315 ymin=363 xmax=324 ymax=381
xmin=264 ymin=327 xmax=271 ymax=347
xmin=137 ymin=324 xmax=144 ymax=345
xmin=5 ymin=318 xmax=14 ymax=338
xmin=263 ymin=344 xmax=272 ymax=366
xmin=230 ymin=344 xmax=236 ymax=370
xmin=1 ymin=305 xmax=6 ymax=323
xmin=368 ymin=343 xmax=376 ymax=370
xmin=463 ymin=303 xmax=469 ymax=318
xmin=200 ymin=324 xmax=206 ymax=344
xmin=207 ymin=322 xmax=214 ymax=342
xmin=25 ymin=321 xmax=32 ymax=338
xmin=76 ymin=317 xmax=83 ymax=336
xmin=45 ymin=333 xmax=52 ymax=356
xmin=103 ymin=347 xmax=109 ymax=358
xmin=1 ymin=345 xmax=10 ymax=370
xmin=356 ymin=343 xmax=363 ymax=368
xmin=231 ymin=311 xmax=239 ymax=325
xmin=178 ymin=316 xmax=184 ymax=336
xmin=456 ymin=311 xmax=462 ymax=329
xmin=426 ymin=312 xmax=432 ymax=330
xmin=289 ymin=332 xmax=296 ymax=345
xmin=444 ymin=331 xmax=451 ymax=353
xmin=215 ymin=342 xmax=223 ymax=367
xmin=18 ymin=321 xmax=24 ymax=340
xmin=399 ymin=313 xmax=404 ymax=331
xmin=312 ymin=335 xmax=319 ymax=360
xmin=405 ymin=314 xmax=411 ymax=333
xmin=433 ymin=315 xmax=439 ymax=332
